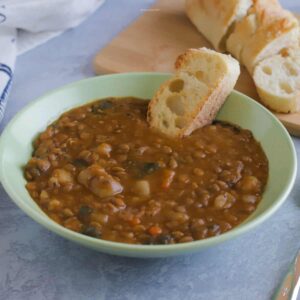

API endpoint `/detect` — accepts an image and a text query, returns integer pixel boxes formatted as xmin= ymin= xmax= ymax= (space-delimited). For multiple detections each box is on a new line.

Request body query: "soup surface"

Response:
xmin=25 ymin=97 xmax=268 ymax=244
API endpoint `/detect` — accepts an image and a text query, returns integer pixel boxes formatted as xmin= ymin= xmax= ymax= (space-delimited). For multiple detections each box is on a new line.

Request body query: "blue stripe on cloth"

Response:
xmin=0 ymin=63 xmax=13 ymax=119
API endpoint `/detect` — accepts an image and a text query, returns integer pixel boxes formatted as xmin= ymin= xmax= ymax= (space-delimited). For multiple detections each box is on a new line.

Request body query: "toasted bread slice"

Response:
xmin=186 ymin=0 xmax=252 ymax=51
xmin=253 ymin=49 xmax=300 ymax=113
xmin=226 ymin=0 xmax=299 ymax=74
xmin=147 ymin=48 xmax=240 ymax=138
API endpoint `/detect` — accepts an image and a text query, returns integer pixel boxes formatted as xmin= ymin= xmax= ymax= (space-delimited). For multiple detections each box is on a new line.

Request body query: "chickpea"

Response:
xmin=168 ymin=157 xmax=178 ymax=169
xmin=238 ymin=176 xmax=261 ymax=193
xmin=195 ymin=141 xmax=204 ymax=149
xmin=118 ymin=144 xmax=130 ymax=153
xmin=193 ymin=168 xmax=204 ymax=176
xmin=128 ymin=196 xmax=148 ymax=205
xmin=214 ymin=192 xmax=235 ymax=209
xmin=193 ymin=151 xmax=206 ymax=159
xmin=48 ymin=199 xmax=62 ymax=211
xmin=116 ymin=154 xmax=128 ymax=162
xmin=172 ymin=231 xmax=184 ymax=239
xmin=175 ymin=206 xmax=186 ymax=213
xmin=40 ymin=190 xmax=49 ymax=203
xmin=96 ymin=143 xmax=112 ymax=158
xmin=64 ymin=217 xmax=82 ymax=232
xmin=49 ymin=168 xmax=74 ymax=187
xmin=207 ymin=144 xmax=217 ymax=154
xmin=37 ymin=159 xmax=51 ymax=172
xmin=162 ymin=146 xmax=172 ymax=154
xmin=91 ymin=212 xmax=109 ymax=224
xmin=178 ymin=174 xmax=189 ymax=184
xmin=242 ymin=195 xmax=257 ymax=204
xmin=214 ymin=194 xmax=227 ymax=209
xmin=80 ymin=132 xmax=92 ymax=140
xmin=63 ymin=208 xmax=74 ymax=217
xmin=167 ymin=211 xmax=189 ymax=223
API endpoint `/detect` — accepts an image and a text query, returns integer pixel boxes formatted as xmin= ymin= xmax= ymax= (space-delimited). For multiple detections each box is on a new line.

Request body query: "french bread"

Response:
xmin=253 ymin=50 xmax=300 ymax=113
xmin=186 ymin=0 xmax=252 ymax=51
xmin=147 ymin=48 xmax=240 ymax=138
xmin=226 ymin=0 xmax=299 ymax=74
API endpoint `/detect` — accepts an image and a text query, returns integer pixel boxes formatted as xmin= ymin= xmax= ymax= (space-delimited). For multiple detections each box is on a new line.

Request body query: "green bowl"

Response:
xmin=0 ymin=73 xmax=297 ymax=258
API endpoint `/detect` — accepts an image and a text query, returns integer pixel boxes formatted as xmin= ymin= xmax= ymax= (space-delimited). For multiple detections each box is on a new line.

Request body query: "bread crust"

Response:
xmin=147 ymin=48 xmax=240 ymax=137
xmin=255 ymin=86 xmax=300 ymax=113
xmin=186 ymin=0 xmax=252 ymax=51
xmin=253 ymin=52 xmax=300 ymax=113
xmin=185 ymin=0 xmax=300 ymax=114
xmin=226 ymin=0 xmax=299 ymax=74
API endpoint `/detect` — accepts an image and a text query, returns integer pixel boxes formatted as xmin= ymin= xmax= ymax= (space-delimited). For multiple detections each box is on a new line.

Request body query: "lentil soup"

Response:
xmin=25 ymin=97 xmax=268 ymax=245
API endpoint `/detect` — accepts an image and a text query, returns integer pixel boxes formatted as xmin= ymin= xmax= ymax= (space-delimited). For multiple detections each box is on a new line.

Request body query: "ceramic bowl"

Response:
xmin=0 ymin=73 xmax=297 ymax=257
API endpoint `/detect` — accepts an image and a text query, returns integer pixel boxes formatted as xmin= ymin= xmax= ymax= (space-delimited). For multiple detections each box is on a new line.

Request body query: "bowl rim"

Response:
xmin=0 ymin=72 xmax=297 ymax=255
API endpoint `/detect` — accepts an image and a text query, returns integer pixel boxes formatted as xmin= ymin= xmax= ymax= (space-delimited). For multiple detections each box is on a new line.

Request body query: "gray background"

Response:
xmin=1 ymin=1 xmax=300 ymax=299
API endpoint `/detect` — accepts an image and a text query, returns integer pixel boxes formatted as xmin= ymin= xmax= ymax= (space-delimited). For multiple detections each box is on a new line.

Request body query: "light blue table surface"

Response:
xmin=1 ymin=1 xmax=300 ymax=299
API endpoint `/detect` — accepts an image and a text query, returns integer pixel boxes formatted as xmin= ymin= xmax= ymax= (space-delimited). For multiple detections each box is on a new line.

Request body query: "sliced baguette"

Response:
xmin=186 ymin=0 xmax=252 ymax=51
xmin=226 ymin=0 xmax=282 ymax=60
xmin=253 ymin=50 xmax=300 ymax=113
xmin=226 ymin=0 xmax=299 ymax=74
xmin=147 ymin=48 xmax=240 ymax=138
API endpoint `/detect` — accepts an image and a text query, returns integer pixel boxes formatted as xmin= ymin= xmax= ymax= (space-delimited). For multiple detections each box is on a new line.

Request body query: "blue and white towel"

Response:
xmin=0 ymin=0 xmax=105 ymax=122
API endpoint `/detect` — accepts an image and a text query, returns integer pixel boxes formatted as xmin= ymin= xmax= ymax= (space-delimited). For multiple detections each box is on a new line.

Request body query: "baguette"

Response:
xmin=186 ymin=0 xmax=252 ymax=51
xmin=253 ymin=50 xmax=300 ymax=113
xmin=226 ymin=0 xmax=299 ymax=74
xmin=147 ymin=48 xmax=240 ymax=138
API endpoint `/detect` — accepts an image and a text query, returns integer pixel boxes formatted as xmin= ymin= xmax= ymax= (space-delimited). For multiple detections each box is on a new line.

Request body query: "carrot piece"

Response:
xmin=161 ymin=169 xmax=175 ymax=189
xmin=129 ymin=217 xmax=141 ymax=226
xmin=148 ymin=225 xmax=162 ymax=236
xmin=26 ymin=182 xmax=37 ymax=191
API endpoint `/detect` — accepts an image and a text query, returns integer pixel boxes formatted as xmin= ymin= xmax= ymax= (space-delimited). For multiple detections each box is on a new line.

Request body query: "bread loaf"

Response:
xmin=147 ymin=48 xmax=240 ymax=138
xmin=226 ymin=0 xmax=299 ymax=74
xmin=226 ymin=0 xmax=281 ymax=60
xmin=186 ymin=0 xmax=252 ymax=51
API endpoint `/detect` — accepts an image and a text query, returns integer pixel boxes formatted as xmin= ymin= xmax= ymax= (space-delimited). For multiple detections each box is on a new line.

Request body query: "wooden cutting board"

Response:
xmin=93 ymin=0 xmax=300 ymax=137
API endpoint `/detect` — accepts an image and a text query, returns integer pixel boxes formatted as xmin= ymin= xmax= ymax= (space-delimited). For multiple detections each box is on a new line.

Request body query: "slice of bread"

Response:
xmin=147 ymin=48 xmax=240 ymax=138
xmin=186 ymin=0 xmax=252 ymax=51
xmin=226 ymin=0 xmax=282 ymax=60
xmin=253 ymin=50 xmax=300 ymax=113
xmin=226 ymin=0 xmax=299 ymax=74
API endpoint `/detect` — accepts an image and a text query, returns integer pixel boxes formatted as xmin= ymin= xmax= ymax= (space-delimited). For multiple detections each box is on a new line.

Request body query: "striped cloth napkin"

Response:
xmin=0 ymin=0 xmax=105 ymax=122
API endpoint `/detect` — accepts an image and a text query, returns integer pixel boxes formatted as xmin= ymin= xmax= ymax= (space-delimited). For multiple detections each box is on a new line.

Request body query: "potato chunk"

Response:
xmin=78 ymin=164 xmax=123 ymax=198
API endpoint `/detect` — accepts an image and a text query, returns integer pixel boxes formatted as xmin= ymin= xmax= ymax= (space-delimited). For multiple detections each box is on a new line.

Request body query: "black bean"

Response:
xmin=73 ymin=158 xmax=89 ymax=168
xmin=79 ymin=205 xmax=93 ymax=214
xmin=78 ymin=205 xmax=93 ymax=222
xmin=26 ymin=167 xmax=41 ymax=179
xmin=207 ymin=224 xmax=220 ymax=233
xmin=91 ymin=99 xmax=114 ymax=113
xmin=141 ymin=162 xmax=160 ymax=176
xmin=141 ymin=234 xmax=172 ymax=245
xmin=126 ymin=161 xmax=160 ymax=178
xmin=99 ymin=100 xmax=113 ymax=110
xmin=82 ymin=226 xmax=101 ymax=238
xmin=155 ymin=234 xmax=172 ymax=245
